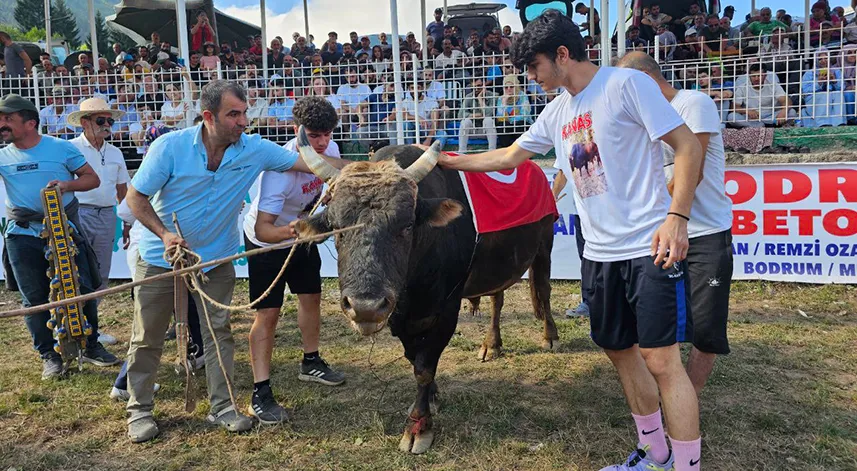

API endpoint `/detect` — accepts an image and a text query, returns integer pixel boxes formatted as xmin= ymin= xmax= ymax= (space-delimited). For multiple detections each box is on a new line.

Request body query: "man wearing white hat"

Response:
xmin=68 ymin=99 xmax=130 ymax=321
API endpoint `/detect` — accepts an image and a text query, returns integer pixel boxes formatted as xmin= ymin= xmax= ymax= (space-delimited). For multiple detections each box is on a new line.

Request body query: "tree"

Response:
xmin=85 ymin=11 xmax=109 ymax=57
xmin=13 ymin=0 xmax=46 ymax=34
xmin=53 ymin=0 xmax=81 ymax=48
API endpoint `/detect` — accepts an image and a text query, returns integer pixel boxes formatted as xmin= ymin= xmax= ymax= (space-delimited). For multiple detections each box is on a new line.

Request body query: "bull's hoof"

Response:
xmin=399 ymin=428 xmax=435 ymax=454
xmin=478 ymin=344 xmax=502 ymax=361
xmin=540 ymin=338 xmax=560 ymax=351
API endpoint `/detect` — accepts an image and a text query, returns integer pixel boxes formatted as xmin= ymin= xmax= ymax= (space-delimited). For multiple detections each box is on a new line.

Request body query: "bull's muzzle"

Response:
xmin=341 ymin=293 xmax=395 ymax=335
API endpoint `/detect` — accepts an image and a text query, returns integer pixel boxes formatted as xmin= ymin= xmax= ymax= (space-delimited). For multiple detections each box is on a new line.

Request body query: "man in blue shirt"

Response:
xmin=427 ymin=8 xmax=446 ymax=52
xmin=124 ymin=80 xmax=347 ymax=443
xmin=0 ymin=94 xmax=119 ymax=380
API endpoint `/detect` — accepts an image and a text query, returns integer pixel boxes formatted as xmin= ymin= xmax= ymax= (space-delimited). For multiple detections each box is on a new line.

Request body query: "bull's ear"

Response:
xmin=294 ymin=211 xmax=333 ymax=240
xmin=416 ymin=198 xmax=464 ymax=228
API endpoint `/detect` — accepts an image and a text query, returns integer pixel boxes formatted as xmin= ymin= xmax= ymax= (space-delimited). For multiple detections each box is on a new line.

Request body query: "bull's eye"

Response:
xmin=400 ymin=223 xmax=414 ymax=237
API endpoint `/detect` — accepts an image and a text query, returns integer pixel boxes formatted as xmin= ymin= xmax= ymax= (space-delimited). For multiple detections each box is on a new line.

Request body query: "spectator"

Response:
xmin=427 ymin=8 xmax=445 ymax=47
xmin=349 ymin=31 xmax=360 ymax=50
xmin=435 ymin=39 xmax=466 ymax=73
xmin=355 ymin=36 xmax=372 ymax=58
xmin=677 ymin=2 xmax=702 ymax=28
xmin=693 ymin=71 xmax=734 ymax=121
xmin=371 ymin=46 xmax=389 ymax=73
xmin=401 ymin=81 xmax=447 ymax=146
xmin=291 ymin=36 xmax=313 ymax=63
xmin=146 ymin=32 xmax=163 ymax=55
xmin=191 ymin=11 xmax=215 ymax=52
xmin=422 ymin=68 xmax=445 ymax=101
xmin=776 ymin=8 xmax=787 ymax=22
xmin=728 ymin=63 xmax=796 ymax=127
xmin=746 ymin=7 xmax=789 ymax=37
xmin=245 ymin=87 xmax=270 ymax=131
xmin=842 ymin=45 xmax=857 ymax=118
xmin=642 ymin=3 xmax=673 ymax=30
xmin=219 ymin=43 xmax=238 ymax=70
xmin=458 ymin=76 xmax=497 ymax=152
xmin=495 ymin=74 xmax=532 ymax=147
xmin=266 ymin=85 xmax=296 ymax=142
xmin=327 ymin=31 xmax=343 ymax=53
xmin=404 ymin=32 xmax=422 ymax=56
xmin=268 ymin=38 xmax=288 ymax=69
xmin=358 ymin=81 xmax=397 ymax=146
xmin=761 ymin=26 xmax=793 ymax=55
xmin=425 ymin=36 xmax=437 ymax=58
xmin=657 ymin=23 xmax=678 ymax=62
xmin=200 ymin=42 xmax=221 ymax=76
xmin=341 ymin=43 xmax=356 ymax=63
xmin=93 ymin=70 xmax=116 ymax=102
xmin=321 ymin=39 xmax=343 ymax=65
xmin=307 ymin=76 xmax=341 ymax=112
xmin=112 ymin=43 xmax=126 ymax=63
xmin=465 ymin=30 xmax=482 ymax=55
xmin=719 ymin=16 xmax=742 ymax=46
xmin=40 ymin=87 xmax=77 ymax=139
xmin=800 ymin=48 xmax=846 ymax=127
xmin=336 ymin=68 xmax=372 ymax=129
xmin=439 ymin=25 xmax=462 ymax=53
xmin=378 ymin=32 xmax=392 ymax=52
xmin=674 ymin=28 xmax=703 ymax=61
xmin=701 ymin=14 xmax=737 ymax=54
xmin=249 ymin=35 xmax=264 ymax=57
xmin=138 ymin=75 xmax=166 ymax=117
xmin=161 ymin=72 xmax=200 ymax=128
xmin=625 ymin=26 xmax=650 ymax=52
xmin=807 ymin=0 xmax=841 ymax=37
xmin=157 ymin=41 xmax=178 ymax=64
xmin=138 ymin=46 xmax=154 ymax=66
xmin=576 ymin=3 xmax=601 ymax=41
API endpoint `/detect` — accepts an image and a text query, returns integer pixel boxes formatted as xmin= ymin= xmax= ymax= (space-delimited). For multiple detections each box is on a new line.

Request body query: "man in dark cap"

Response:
xmin=0 ymin=94 xmax=119 ymax=380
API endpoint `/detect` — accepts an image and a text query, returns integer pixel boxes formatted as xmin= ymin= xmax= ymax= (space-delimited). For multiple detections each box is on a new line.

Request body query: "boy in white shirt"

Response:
xmin=618 ymin=52 xmax=734 ymax=397
xmin=244 ymin=97 xmax=346 ymax=425
xmin=437 ymin=12 xmax=705 ymax=471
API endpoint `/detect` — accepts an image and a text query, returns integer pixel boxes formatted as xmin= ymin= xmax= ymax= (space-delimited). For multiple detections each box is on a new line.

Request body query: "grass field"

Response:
xmin=0 ymin=279 xmax=855 ymax=471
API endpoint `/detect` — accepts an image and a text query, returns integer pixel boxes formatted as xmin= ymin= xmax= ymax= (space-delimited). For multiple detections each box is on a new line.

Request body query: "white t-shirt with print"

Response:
xmin=552 ymin=149 xmax=578 ymax=215
xmin=516 ymin=67 xmax=684 ymax=262
xmin=243 ymin=138 xmax=341 ymax=248
xmin=662 ymin=90 xmax=732 ymax=238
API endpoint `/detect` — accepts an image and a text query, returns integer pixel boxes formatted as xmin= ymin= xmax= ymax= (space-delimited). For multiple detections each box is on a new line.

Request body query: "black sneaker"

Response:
xmin=298 ymin=357 xmax=346 ymax=386
xmin=248 ymin=388 xmax=289 ymax=425
xmin=83 ymin=342 xmax=120 ymax=367
xmin=42 ymin=354 xmax=64 ymax=380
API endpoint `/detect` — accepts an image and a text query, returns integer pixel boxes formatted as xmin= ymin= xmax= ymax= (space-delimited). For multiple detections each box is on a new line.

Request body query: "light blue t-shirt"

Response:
xmin=0 ymin=135 xmax=87 ymax=237
xmin=131 ymin=125 xmax=300 ymax=270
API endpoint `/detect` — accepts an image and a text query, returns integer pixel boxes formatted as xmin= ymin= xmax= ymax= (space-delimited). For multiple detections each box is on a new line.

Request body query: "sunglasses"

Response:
xmin=89 ymin=116 xmax=116 ymax=126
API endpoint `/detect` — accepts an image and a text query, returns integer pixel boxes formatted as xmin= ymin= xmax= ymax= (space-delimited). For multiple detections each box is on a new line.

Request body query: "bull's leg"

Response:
xmin=477 ymin=292 xmax=503 ymax=361
xmin=398 ymin=311 xmax=457 ymax=455
xmin=530 ymin=237 xmax=559 ymax=351
xmin=466 ymin=297 xmax=482 ymax=317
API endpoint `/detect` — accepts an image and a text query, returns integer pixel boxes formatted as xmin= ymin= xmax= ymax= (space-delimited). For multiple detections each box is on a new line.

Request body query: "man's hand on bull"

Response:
xmin=650 ymin=215 xmax=689 ymax=269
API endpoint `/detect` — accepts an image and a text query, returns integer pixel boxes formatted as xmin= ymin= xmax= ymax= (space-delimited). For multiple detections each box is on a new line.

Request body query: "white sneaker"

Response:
xmin=99 ymin=333 xmax=118 ymax=345
xmin=110 ymin=383 xmax=161 ymax=401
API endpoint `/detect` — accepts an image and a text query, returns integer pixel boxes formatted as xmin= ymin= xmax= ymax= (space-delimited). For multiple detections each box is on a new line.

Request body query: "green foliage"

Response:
xmin=83 ymin=10 xmax=109 ymax=57
xmin=13 ymin=0 xmax=45 ymax=33
xmin=52 ymin=0 xmax=80 ymax=48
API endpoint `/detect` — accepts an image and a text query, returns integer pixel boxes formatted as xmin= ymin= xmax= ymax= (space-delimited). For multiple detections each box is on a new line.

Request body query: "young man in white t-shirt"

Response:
xmin=436 ymin=11 xmax=705 ymax=471
xmin=618 ymin=52 xmax=734 ymax=397
xmin=244 ymin=97 xmax=346 ymax=425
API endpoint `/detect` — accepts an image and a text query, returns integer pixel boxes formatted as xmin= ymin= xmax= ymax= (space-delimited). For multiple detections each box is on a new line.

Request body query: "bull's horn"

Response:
xmin=297 ymin=125 xmax=340 ymax=182
xmin=404 ymin=141 xmax=441 ymax=182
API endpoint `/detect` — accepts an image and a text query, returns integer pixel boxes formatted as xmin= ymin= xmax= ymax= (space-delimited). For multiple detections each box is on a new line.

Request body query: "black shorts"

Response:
xmin=583 ymin=255 xmax=692 ymax=350
xmin=687 ymin=230 xmax=733 ymax=354
xmin=245 ymin=235 xmax=322 ymax=310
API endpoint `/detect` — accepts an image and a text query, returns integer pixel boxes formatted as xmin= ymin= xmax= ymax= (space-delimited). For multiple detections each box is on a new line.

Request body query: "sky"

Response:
xmin=213 ymin=0 xmax=824 ymax=42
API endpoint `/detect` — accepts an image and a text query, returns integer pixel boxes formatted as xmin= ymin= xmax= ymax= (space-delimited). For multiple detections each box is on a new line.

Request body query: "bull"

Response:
xmin=294 ymin=130 xmax=558 ymax=454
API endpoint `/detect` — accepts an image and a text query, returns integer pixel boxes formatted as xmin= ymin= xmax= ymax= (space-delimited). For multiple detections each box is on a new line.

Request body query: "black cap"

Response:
xmin=435 ymin=7 xmax=443 ymax=13
xmin=0 ymin=94 xmax=38 ymax=114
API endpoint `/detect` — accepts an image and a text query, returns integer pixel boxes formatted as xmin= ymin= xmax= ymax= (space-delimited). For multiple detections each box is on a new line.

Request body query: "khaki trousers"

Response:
xmin=126 ymin=257 xmax=236 ymax=422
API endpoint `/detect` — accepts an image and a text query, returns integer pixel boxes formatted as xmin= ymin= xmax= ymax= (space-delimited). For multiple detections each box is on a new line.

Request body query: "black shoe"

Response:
xmin=83 ymin=342 xmax=120 ymax=367
xmin=299 ymin=357 xmax=346 ymax=386
xmin=42 ymin=354 xmax=64 ymax=380
xmin=248 ymin=387 xmax=289 ymax=425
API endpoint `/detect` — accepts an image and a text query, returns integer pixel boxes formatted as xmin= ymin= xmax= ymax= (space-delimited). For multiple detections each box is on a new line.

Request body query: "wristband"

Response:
xmin=667 ymin=212 xmax=690 ymax=221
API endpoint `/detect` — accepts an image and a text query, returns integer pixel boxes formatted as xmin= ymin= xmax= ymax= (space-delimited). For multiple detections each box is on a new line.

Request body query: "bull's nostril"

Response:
xmin=341 ymin=296 xmax=352 ymax=311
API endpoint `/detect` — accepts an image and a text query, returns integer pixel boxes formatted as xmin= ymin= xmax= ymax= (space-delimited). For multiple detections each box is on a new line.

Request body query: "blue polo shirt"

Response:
xmin=131 ymin=125 xmax=299 ymax=269
xmin=0 ymin=135 xmax=87 ymax=238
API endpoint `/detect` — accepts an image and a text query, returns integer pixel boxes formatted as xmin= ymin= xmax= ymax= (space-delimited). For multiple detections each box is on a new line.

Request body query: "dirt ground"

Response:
xmin=0 ymin=279 xmax=855 ymax=471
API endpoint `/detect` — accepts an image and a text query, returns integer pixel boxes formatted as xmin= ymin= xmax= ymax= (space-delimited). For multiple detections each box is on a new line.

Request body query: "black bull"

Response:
xmin=295 ymin=141 xmax=558 ymax=454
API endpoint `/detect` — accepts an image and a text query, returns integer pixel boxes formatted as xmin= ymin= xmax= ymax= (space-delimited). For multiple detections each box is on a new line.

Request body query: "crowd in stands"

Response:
xmin=2 ymin=2 xmax=857 ymax=162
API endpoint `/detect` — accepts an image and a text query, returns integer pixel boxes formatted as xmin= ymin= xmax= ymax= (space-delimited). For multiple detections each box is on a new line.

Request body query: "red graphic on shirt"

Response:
xmin=563 ymin=113 xmax=607 ymax=198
